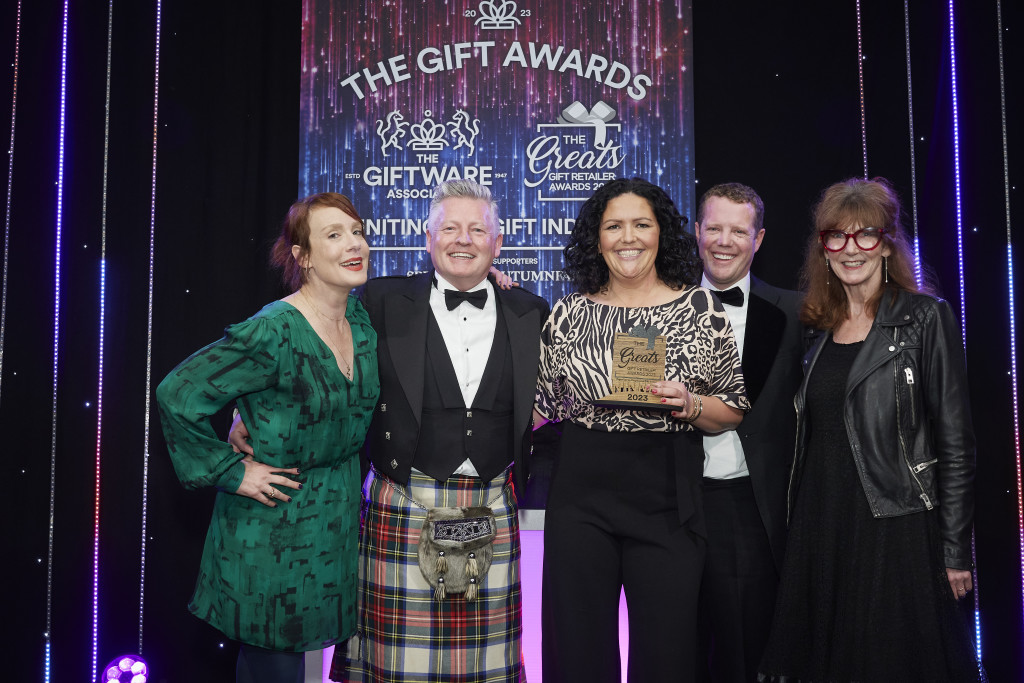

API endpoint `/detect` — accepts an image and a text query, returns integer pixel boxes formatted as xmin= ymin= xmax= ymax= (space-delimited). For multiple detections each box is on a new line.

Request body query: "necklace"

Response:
xmin=301 ymin=287 xmax=346 ymax=321
xmin=300 ymin=288 xmax=354 ymax=379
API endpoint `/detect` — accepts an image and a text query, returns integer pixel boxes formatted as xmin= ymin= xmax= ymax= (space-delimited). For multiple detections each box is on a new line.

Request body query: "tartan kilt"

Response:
xmin=331 ymin=467 xmax=526 ymax=683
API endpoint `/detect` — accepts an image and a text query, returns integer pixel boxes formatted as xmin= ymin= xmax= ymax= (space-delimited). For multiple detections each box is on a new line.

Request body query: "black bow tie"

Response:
xmin=711 ymin=287 xmax=744 ymax=307
xmin=444 ymin=288 xmax=488 ymax=310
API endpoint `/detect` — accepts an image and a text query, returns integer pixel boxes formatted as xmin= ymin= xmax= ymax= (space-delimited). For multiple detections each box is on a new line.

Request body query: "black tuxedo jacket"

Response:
xmin=734 ymin=276 xmax=805 ymax=571
xmin=361 ymin=272 xmax=550 ymax=495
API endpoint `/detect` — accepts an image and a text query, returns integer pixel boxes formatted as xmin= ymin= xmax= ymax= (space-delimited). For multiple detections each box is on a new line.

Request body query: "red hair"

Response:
xmin=270 ymin=193 xmax=362 ymax=292
xmin=799 ymin=177 xmax=931 ymax=330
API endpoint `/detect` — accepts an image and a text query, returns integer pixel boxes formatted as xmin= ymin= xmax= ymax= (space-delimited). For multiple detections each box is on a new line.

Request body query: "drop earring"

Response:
xmin=883 ymin=256 xmax=888 ymax=284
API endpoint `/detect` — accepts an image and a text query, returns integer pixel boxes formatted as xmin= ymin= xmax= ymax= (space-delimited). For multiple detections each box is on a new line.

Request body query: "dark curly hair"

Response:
xmin=564 ymin=177 xmax=700 ymax=294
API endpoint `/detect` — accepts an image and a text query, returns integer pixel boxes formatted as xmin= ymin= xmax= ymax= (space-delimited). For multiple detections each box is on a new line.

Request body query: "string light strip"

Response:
xmin=93 ymin=1 xmax=115 ymax=678
xmin=0 ymin=0 xmax=20 ymax=409
xmin=138 ymin=0 xmax=163 ymax=655
xmin=855 ymin=0 xmax=868 ymax=179
xmin=993 ymin=0 xmax=1023 ymax=647
xmin=947 ymin=0 xmax=966 ymax=341
xmin=902 ymin=1 xmax=922 ymax=287
xmin=46 ymin=2 xmax=70 ymax=681
xmin=944 ymin=0 xmax=981 ymax=660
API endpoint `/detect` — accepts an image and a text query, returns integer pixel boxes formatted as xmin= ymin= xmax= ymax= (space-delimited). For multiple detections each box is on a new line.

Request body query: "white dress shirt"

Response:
xmin=701 ymin=273 xmax=751 ymax=479
xmin=427 ymin=273 xmax=497 ymax=477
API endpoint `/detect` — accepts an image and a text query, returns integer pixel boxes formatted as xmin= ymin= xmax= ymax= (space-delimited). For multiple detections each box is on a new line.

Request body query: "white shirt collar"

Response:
xmin=433 ymin=272 xmax=492 ymax=295
xmin=700 ymin=272 xmax=751 ymax=306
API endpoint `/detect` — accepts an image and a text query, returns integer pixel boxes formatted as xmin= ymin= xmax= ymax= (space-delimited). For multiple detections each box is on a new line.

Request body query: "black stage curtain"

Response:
xmin=3 ymin=1 xmax=1021 ymax=680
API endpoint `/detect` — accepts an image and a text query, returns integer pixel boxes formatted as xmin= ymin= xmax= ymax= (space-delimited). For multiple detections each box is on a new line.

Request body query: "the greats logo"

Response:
xmin=524 ymin=100 xmax=625 ymax=202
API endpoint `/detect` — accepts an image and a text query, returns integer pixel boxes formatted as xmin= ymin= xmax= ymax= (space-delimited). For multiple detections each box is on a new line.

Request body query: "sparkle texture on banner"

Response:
xmin=300 ymin=0 xmax=694 ymax=302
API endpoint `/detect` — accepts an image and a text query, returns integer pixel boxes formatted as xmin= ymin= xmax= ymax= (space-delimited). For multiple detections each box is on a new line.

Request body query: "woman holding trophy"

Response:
xmin=534 ymin=177 xmax=749 ymax=683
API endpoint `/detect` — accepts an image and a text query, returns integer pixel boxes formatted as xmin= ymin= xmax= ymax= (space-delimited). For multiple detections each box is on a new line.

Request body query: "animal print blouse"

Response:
xmin=535 ymin=287 xmax=750 ymax=432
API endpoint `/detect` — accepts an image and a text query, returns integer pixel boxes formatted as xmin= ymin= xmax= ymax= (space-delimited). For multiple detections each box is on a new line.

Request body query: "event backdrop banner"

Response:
xmin=300 ymin=0 xmax=694 ymax=302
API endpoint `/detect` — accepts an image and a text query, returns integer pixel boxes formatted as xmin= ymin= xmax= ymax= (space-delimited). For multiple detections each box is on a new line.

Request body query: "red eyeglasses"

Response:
xmin=819 ymin=227 xmax=886 ymax=252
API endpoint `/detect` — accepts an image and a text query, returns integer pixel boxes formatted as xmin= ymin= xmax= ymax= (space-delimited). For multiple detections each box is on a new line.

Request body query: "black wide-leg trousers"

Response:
xmin=542 ymin=423 xmax=705 ymax=683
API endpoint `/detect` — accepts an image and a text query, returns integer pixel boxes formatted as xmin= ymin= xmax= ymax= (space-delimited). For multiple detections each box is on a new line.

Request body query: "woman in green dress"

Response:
xmin=156 ymin=192 xmax=380 ymax=683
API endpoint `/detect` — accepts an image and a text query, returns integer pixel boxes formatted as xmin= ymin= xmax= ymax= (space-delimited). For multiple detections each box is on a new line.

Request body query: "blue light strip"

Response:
xmin=0 ymin=0 xmax=20 ymax=409
xmin=948 ymin=0 xmax=966 ymax=341
xmin=1011 ymin=241 xmax=1022 ymax=653
xmin=855 ymin=0 xmax=868 ymax=179
xmin=138 ymin=0 xmax=163 ymax=654
xmin=946 ymin=0 xmax=980 ymax=661
xmin=93 ymin=2 xmax=115 ymax=679
xmin=46 ymin=2 xmax=70 ymax=681
xmin=902 ymin=0 xmax=922 ymax=287
xmin=993 ymin=0 xmax=1023 ymax=651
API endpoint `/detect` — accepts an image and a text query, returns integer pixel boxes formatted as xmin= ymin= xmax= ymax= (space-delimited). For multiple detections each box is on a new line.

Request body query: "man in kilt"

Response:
xmin=333 ymin=180 xmax=549 ymax=682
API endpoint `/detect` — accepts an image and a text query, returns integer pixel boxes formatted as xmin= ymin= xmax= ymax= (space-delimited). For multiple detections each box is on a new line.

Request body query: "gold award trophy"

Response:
xmin=593 ymin=324 xmax=674 ymax=410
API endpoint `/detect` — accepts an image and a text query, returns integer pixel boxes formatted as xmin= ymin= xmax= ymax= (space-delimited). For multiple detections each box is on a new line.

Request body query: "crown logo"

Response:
xmin=475 ymin=0 xmax=521 ymax=30
xmin=408 ymin=110 xmax=449 ymax=151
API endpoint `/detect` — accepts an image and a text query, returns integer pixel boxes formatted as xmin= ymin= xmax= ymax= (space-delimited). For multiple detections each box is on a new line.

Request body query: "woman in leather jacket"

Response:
xmin=758 ymin=178 xmax=983 ymax=682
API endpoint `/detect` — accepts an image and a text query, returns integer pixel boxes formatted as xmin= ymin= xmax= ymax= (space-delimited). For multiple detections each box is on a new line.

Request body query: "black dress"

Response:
xmin=759 ymin=338 xmax=982 ymax=683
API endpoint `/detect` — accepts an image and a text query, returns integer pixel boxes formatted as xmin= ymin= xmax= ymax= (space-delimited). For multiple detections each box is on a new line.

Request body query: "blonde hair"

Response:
xmin=426 ymin=180 xmax=499 ymax=235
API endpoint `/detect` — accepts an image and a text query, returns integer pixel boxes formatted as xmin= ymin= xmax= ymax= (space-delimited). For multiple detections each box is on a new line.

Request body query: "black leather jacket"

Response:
xmin=790 ymin=290 xmax=975 ymax=570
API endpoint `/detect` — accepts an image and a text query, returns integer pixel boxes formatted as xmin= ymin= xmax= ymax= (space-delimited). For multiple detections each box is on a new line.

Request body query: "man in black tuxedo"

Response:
xmin=695 ymin=183 xmax=805 ymax=683
xmin=335 ymin=180 xmax=549 ymax=682
xmin=230 ymin=181 xmax=547 ymax=682
xmin=357 ymin=182 xmax=548 ymax=509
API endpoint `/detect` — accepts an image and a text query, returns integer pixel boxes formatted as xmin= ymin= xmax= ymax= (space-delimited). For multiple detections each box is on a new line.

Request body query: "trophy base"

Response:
xmin=592 ymin=396 xmax=677 ymax=412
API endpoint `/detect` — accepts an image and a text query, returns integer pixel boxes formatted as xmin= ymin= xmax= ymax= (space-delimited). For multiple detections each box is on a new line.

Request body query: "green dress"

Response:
xmin=156 ymin=298 xmax=379 ymax=652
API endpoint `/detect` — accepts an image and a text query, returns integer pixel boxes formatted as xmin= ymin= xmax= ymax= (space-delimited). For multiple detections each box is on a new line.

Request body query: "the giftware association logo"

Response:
xmin=349 ymin=108 xmax=494 ymax=198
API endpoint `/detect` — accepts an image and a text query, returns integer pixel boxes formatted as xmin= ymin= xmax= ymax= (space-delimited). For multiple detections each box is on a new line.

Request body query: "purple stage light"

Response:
xmin=102 ymin=654 xmax=149 ymax=683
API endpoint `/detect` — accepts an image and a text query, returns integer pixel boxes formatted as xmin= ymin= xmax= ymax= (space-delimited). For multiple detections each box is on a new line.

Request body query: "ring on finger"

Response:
xmin=268 ymin=489 xmax=276 ymax=499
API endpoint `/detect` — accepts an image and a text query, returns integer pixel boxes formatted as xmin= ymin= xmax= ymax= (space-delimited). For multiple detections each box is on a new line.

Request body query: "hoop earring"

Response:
xmin=883 ymin=256 xmax=888 ymax=284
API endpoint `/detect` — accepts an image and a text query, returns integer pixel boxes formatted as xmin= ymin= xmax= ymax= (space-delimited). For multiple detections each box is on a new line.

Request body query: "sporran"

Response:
xmin=417 ymin=506 xmax=497 ymax=600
